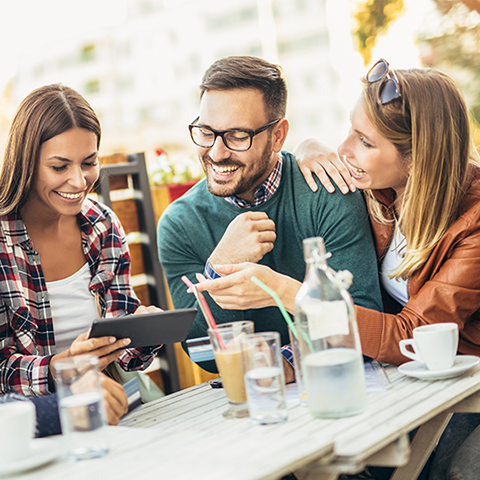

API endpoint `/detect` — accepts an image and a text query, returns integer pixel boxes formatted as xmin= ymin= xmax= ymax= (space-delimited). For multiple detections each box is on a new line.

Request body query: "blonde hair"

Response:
xmin=0 ymin=84 xmax=101 ymax=215
xmin=362 ymin=68 xmax=478 ymax=279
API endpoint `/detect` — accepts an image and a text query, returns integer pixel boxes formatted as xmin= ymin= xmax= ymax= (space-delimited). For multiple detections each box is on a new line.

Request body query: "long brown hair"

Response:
xmin=362 ymin=67 xmax=477 ymax=279
xmin=0 ymin=84 xmax=101 ymax=215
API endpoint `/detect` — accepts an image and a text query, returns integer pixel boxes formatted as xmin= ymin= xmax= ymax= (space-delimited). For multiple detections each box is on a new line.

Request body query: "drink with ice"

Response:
xmin=59 ymin=391 xmax=109 ymax=460
xmin=208 ymin=321 xmax=254 ymax=419
xmin=304 ymin=348 xmax=366 ymax=418
xmin=244 ymin=366 xmax=288 ymax=424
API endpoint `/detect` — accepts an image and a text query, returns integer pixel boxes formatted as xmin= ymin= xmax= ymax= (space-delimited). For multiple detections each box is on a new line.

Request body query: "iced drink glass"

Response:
xmin=208 ymin=321 xmax=254 ymax=418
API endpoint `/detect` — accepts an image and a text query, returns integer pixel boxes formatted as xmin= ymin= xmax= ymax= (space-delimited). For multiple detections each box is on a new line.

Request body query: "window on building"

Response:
xmin=118 ymin=43 xmax=131 ymax=58
xmin=33 ymin=65 xmax=44 ymax=79
xmin=139 ymin=0 xmax=154 ymax=13
xmin=247 ymin=44 xmax=262 ymax=56
xmin=278 ymin=33 xmax=328 ymax=54
xmin=116 ymin=77 xmax=134 ymax=91
xmin=59 ymin=55 xmax=77 ymax=69
xmin=274 ymin=0 xmax=323 ymax=17
xmin=295 ymin=0 xmax=307 ymax=11
xmin=304 ymin=73 xmax=316 ymax=90
xmin=139 ymin=106 xmax=152 ymax=123
xmin=207 ymin=7 xmax=257 ymax=30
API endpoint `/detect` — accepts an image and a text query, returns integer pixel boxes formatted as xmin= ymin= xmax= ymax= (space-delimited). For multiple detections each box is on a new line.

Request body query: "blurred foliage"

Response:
xmin=148 ymin=149 xmax=204 ymax=185
xmin=433 ymin=0 xmax=480 ymax=15
xmin=417 ymin=0 xmax=480 ymax=132
xmin=350 ymin=0 xmax=480 ymax=145
xmin=352 ymin=0 xmax=405 ymax=66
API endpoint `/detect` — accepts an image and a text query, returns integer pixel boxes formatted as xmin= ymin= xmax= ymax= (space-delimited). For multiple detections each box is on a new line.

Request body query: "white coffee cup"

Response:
xmin=0 ymin=401 xmax=36 ymax=462
xmin=399 ymin=322 xmax=459 ymax=371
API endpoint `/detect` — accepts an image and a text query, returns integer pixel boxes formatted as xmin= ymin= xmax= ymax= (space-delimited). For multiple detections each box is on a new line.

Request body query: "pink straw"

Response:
xmin=181 ymin=275 xmax=226 ymax=349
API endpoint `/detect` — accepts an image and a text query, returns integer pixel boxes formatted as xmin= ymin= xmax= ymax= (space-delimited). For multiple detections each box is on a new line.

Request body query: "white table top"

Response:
xmin=4 ymin=362 xmax=480 ymax=480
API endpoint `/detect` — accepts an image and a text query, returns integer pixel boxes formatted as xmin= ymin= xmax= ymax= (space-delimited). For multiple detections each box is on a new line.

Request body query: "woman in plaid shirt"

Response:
xmin=0 ymin=84 xmax=162 ymax=397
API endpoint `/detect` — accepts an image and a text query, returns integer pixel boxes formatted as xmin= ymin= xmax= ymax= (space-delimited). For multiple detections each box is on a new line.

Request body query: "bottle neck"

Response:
xmin=305 ymin=258 xmax=327 ymax=275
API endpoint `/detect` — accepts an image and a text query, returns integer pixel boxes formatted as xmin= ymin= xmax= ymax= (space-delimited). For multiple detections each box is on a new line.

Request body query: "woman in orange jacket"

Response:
xmin=294 ymin=60 xmax=480 ymax=480
xmin=295 ymin=60 xmax=480 ymax=365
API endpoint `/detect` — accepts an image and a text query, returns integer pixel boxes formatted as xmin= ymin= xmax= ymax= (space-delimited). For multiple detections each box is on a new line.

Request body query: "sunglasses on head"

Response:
xmin=366 ymin=58 xmax=401 ymax=105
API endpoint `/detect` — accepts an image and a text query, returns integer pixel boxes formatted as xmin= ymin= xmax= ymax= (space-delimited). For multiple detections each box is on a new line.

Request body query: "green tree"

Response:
xmin=351 ymin=0 xmax=480 ymax=143
xmin=352 ymin=0 xmax=405 ymax=66
xmin=417 ymin=1 xmax=480 ymax=130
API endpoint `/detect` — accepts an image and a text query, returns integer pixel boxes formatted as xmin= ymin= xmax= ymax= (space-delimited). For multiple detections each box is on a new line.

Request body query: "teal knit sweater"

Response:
xmin=157 ymin=152 xmax=382 ymax=372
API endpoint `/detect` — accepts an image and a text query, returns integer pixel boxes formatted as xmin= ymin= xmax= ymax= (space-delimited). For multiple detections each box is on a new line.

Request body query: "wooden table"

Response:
xmin=5 ymin=363 xmax=480 ymax=480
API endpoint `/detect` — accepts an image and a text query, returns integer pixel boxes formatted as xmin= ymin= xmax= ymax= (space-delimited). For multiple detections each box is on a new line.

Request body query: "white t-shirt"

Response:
xmin=46 ymin=263 xmax=98 ymax=353
xmin=381 ymin=227 xmax=409 ymax=307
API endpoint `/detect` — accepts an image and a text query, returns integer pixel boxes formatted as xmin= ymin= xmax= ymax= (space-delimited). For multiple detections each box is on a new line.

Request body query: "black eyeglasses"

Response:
xmin=189 ymin=117 xmax=281 ymax=152
xmin=366 ymin=58 xmax=401 ymax=105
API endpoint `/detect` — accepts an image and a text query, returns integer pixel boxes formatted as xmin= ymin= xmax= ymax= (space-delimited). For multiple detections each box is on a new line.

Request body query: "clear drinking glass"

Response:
xmin=208 ymin=321 xmax=254 ymax=419
xmin=241 ymin=332 xmax=288 ymax=425
xmin=54 ymin=354 xmax=109 ymax=460
xmin=288 ymin=328 xmax=307 ymax=407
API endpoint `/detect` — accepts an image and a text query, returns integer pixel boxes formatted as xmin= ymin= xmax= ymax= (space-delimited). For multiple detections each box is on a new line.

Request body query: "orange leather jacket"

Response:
xmin=356 ymin=164 xmax=480 ymax=365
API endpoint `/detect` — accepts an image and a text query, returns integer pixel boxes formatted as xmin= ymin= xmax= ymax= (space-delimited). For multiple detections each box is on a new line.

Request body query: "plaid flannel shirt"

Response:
xmin=0 ymin=198 xmax=161 ymax=396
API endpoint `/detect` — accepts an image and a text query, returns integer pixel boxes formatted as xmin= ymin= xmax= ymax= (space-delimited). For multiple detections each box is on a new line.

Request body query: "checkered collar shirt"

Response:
xmin=204 ymin=154 xmax=293 ymax=366
xmin=204 ymin=155 xmax=283 ymax=281
xmin=224 ymin=154 xmax=283 ymax=208
xmin=0 ymin=198 xmax=159 ymax=396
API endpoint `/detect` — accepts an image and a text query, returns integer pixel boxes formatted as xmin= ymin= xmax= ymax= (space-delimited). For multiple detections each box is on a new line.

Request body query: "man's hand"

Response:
xmin=99 ymin=374 xmax=128 ymax=425
xmin=194 ymin=263 xmax=301 ymax=314
xmin=209 ymin=212 xmax=276 ymax=266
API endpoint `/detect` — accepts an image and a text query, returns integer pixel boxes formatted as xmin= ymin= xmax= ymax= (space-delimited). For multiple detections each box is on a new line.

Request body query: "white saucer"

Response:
xmin=399 ymin=355 xmax=480 ymax=381
xmin=0 ymin=438 xmax=62 ymax=476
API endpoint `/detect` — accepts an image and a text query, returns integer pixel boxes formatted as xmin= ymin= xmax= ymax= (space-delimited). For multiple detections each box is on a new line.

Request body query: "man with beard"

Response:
xmin=157 ymin=56 xmax=382 ymax=374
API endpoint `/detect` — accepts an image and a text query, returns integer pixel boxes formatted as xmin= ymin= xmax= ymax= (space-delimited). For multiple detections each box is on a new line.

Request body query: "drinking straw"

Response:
xmin=250 ymin=275 xmax=313 ymax=352
xmin=181 ymin=275 xmax=226 ymax=349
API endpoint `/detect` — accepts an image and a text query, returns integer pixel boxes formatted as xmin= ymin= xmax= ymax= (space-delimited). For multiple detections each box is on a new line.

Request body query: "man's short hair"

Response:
xmin=200 ymin=56 xmax=287 ymax=121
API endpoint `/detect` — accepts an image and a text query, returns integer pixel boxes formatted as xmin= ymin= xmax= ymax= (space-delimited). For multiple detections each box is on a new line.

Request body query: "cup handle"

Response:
xmin=399 ymin=339 xmax=423 ymax=363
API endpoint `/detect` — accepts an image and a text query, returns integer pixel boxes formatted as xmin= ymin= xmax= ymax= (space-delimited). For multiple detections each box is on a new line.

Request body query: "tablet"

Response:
xmin=89 ymin=308 xmax=197 ymax=348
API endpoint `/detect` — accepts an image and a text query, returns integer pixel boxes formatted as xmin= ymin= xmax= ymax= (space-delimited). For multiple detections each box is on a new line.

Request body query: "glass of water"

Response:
xmin=288 ymin=327 xmax=307 ymax=407
xmin=53 ymin=354 xmax=109 ymax=460
xmin=241 ymin=332 xmax=288 ymax=425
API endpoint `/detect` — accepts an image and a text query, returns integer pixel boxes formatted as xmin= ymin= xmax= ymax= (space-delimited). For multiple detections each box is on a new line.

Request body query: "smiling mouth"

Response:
xmin=211 ymin=164 xmax=239 ymax=175
xmin=345 ymin=159 xmax=367 ymax=177
xmin=55 ymin=191 xmax=83 ymax=199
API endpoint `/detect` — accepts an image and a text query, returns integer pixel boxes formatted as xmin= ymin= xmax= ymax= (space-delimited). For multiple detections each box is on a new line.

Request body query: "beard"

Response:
xmin=201 ymin=135 xmax=274 ymax=199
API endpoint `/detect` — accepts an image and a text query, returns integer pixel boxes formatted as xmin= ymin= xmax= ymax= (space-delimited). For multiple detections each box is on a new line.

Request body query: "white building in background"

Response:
xmin=12 ymin=0 xmax=346 ymax=162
